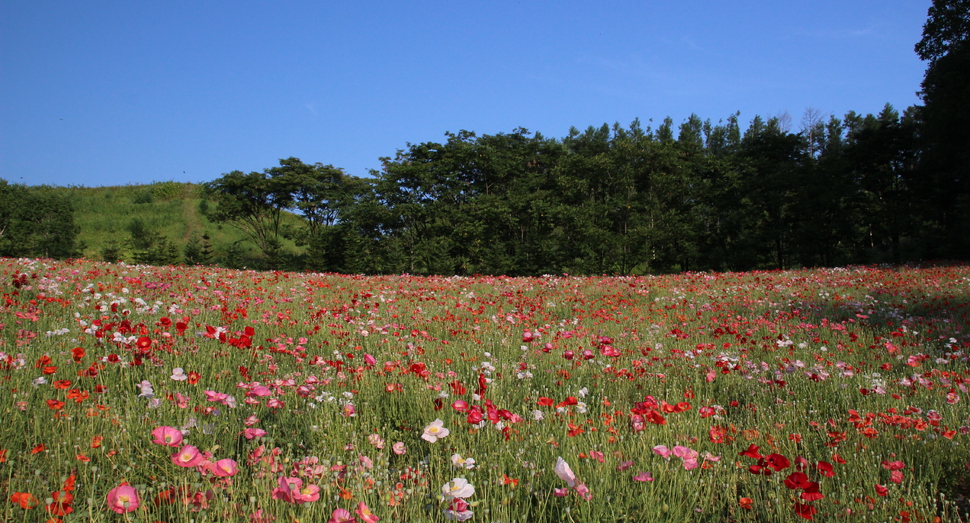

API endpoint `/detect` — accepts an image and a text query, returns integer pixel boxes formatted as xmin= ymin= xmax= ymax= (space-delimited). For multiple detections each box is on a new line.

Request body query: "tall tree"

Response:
xmin=915 ymin=0 xmax=970 ymax=257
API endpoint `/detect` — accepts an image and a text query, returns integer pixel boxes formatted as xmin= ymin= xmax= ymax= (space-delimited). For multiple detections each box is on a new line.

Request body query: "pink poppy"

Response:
xmin=356 ymin=501 xmax=379 ymax=523
xmin=172 ymin=445 xmax=206 ymax=468
xmin=554 ymin=457 xmax=577 ymax=487
xmin=211 ymin=458 xmax=239 ymax=477
xmin=633 ymin=472 xmax=654 ymax=482
xmin=106 ymin=484 xmax=139 ymax=513
xmin=328 ymin=508 xmax=356 ymax=523
xmin=151 ymin=426 xmax=183 ymax=447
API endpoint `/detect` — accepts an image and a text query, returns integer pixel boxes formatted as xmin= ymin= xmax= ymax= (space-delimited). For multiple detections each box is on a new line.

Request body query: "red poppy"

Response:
xmin=739 ymin=444 xmax=762 ymax=459
xmin=793 ymin=502 xmax=817 ymax=520
xmin=10 ymin=492 xmax=39 ymax=509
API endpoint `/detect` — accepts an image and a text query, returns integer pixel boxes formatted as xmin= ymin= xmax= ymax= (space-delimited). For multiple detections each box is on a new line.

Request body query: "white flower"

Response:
xmin=451 ymin=453 xmax=476 ymax=469
xmin=422 ymin=419 xmax=450 ymax=443
xmin=441 ymin=478 xmax=475 ymax=499
xmin=170 ymin=367 xmax=187 ymax=381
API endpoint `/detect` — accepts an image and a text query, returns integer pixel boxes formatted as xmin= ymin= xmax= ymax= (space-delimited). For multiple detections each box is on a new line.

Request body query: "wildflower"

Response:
xmin=575 ymin=483 xmax=592 ymax=500
xmin=243 ymin=428 xmax=267 ymax=440
xmin=271 ymin=476 xmax=300 ymax=503
xmin=554 ymin=457 xmax=577 ymax=487
xmin=444 ymin=498 xmax=474 ymax=521
xmin=10 ymin=492 xmax=39 ymax=509
xmin=392 ymin=442 xmax=406 ymax=455
xmin=105 ymin=484 xmax=139 ymax=513
xmin=451 ymin=453 xmax=476 ymax=469
xmin=328 ymin=508 xmax=356 ymax=523
xmin=151 ymin=426 xmax=184 ymax=447
xmin=211 ymin=458 xmax=239 ymax=477
xmin=422 ymin=419 xmax=450 ymax=443
xmin=633 ymin=472 xmax=654 ymax=482
xmin=356 ymin=501 xmax=379 ymax=523
xmin=137 ymin=380 xmax=154 ymax=398
xmin=172 ymin=445 xmax=206 ymax=468
xmin=171 ymin=367 xmax=187 ymax=381
xmin=441 ymin=478 xmax=475 ymax=499
xmin=368 ymin=434 xmax=385 ymax=449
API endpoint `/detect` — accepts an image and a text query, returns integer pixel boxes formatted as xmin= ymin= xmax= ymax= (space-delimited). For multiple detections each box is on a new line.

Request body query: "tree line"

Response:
xmin=201 ymin=102 xmax=963 ymax=275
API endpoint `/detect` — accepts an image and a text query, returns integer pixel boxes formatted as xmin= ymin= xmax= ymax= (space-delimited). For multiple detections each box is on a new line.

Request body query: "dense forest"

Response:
xmin=4 ymin=1 xmax=968 ymax=275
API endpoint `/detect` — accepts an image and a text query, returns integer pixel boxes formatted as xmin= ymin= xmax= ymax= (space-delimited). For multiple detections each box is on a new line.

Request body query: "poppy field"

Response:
xmin=2 ymin=258 xmax=970 ymax=522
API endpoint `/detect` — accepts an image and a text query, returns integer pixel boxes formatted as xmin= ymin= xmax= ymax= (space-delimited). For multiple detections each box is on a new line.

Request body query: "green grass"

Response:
xmin=55 ymin=181 xmax=304 ymax=265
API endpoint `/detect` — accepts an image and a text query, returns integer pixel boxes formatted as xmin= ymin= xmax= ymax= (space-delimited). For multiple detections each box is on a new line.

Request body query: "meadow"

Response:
xmin=2 ymin=257 xmax=969 ymax=522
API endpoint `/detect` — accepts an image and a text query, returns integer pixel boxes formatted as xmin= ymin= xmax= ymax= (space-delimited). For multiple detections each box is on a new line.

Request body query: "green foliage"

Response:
xmin=0 ymin=180 xmax=80 ymax=259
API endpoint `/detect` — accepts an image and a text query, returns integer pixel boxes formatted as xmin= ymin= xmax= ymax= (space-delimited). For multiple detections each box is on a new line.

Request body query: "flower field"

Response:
xmin=2 ymin=258 xmax=970 ymax=522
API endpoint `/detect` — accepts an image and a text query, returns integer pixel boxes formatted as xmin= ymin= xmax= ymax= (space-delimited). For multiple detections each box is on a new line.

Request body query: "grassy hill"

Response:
xmin=58 ymin=181 xmax=305 ymax=266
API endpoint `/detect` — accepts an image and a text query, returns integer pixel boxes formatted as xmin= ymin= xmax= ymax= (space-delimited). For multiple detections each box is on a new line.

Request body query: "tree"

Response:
xmin=0 ymin=181 xmax=80 ymax=259
xmin=915 ymin=0 xmax=970 ymax=257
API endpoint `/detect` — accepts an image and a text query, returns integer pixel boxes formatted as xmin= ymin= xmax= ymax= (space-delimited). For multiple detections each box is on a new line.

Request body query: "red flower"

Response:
xmin=815 ymin=461 xmax=835 ymax=477
xmin=765 ymin=453 xmax=791 ymax=472
xmin=10 ymin=492 xmax=39 ymax=509
xmin=739 ymin=444 xmax=761 ymax=459
xmin=793 ymin=502 xmax=817 ymax=520
xmin=875 ymin=484 xmax=889 ymax=497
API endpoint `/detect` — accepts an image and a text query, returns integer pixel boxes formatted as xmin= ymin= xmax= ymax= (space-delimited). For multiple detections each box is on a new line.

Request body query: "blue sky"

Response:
xmin=1 ymin=1 xmax=931 ymax=187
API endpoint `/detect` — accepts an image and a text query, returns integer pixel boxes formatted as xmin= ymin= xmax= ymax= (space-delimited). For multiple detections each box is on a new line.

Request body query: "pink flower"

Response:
xmin=211 ymin=458 xmax=239 ymax=477
xmin=575 ymin=483 xmax=592 ymax=500
xmin=673 ymin=446 xmax=698 ymax=460
xmin=364 ymin=353 xmax=376 ymax=366
xmin=151 ymin=425 xmax=184 ymax=447
xmin=444 ymin=498 xmax=474 ymax=520
xmin=329 ymin=508 xmax=357 ymax=523
xmin=554 ymin=457 xmax=577 ymax=487
xmin=271 ymin=476 xmax=301 ymax=503
xmin=356 ymin=501 xmax=379 ymax=523
xmin=294 ymin=483 xmax=320 ymax=503
xmin=243 ymin=428 xmax=267 ymax=440
xmin=617 ymin=460 xmax=634 ymax=471
xmin=250 ymin=508 xmax=275 ymax=523
xmin=553 ymin=487 xmax=570 ymax=497
xmin=172 ymin=445 xmax=206 ymax=468
xmin=633 ymin=472 xmax=654 ymax=482
xmin=589 ymin=450 xmax=605 ymax=463
xmin=204 ymin=390 xmax=229 ymax=403
xmin=367 ymin=434 xmax=385 ymax=449
xmin=106 ymin=484 xmax=140 ymax=513
xmin=652 ymin=445 xmax=672 ymax=459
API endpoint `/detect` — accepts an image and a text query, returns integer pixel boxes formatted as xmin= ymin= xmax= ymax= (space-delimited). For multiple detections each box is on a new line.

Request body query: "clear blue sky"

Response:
xmin=1 ymin=1 xmax=931 ymax=187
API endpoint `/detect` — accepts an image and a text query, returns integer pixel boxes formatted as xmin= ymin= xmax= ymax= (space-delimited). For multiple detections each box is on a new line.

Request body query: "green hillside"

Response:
xmin=60 ymin=181 xmax=305 ymax=267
